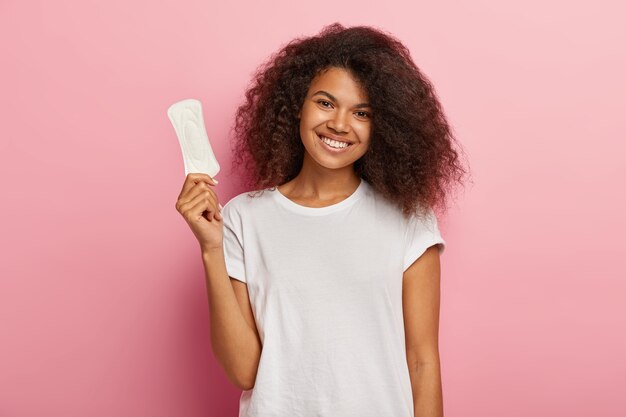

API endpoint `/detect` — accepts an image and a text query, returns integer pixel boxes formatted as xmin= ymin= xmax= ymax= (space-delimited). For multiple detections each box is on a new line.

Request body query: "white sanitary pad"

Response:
xmin=167 ymin=99 xmax=220 ymax=178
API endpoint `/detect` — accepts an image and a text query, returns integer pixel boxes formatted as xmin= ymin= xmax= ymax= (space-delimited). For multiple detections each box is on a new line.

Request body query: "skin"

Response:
xmin=403 ymin=245 xmax=444 ymax=416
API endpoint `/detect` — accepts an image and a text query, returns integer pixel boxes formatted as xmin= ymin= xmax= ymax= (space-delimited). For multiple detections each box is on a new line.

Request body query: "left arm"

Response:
xmin=402 ymin=245 xmax=444 ymax=417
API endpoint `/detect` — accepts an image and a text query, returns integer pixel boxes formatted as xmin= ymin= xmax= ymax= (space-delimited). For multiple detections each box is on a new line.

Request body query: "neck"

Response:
xmin=284 ymin=155 xmax=361 ymax=199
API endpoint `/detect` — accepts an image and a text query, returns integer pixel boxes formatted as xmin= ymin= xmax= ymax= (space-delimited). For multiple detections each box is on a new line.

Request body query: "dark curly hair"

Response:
xmin=228 ymin=22 xmax=470 ymax=219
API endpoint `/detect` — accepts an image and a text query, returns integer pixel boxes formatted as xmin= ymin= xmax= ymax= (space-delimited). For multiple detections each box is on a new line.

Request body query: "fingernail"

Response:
xmin=213 ymin=178 xmax=219 ymax=184
xmin=218 ymin=203 xmax=223 ymax=210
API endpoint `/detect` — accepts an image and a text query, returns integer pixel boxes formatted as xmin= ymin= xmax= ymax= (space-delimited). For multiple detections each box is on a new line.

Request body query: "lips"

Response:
xmin=316 ymin=133 xmax=353 ymax=153
xmin=316 ymin=132 xmax=353 ymax=144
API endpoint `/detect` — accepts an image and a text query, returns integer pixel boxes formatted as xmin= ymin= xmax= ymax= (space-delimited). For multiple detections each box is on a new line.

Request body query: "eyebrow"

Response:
xmin=312 ymin=90 xmax=371 ymax=109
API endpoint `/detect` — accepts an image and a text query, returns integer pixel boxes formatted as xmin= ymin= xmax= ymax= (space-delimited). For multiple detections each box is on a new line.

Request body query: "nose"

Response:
xmin=327 ymin=109 xmax=350 ymax=133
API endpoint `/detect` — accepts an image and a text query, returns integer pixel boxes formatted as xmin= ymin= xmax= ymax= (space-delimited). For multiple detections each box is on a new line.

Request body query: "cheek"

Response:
xmin=356 ymin=125 xmax=372 ymax=143
xmin=309 ymin=110 xmax=329 ymax=125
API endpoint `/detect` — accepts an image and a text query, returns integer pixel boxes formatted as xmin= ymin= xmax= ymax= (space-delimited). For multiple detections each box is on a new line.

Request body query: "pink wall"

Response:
xmin=1 ymin=1 xmax=624 ymax=416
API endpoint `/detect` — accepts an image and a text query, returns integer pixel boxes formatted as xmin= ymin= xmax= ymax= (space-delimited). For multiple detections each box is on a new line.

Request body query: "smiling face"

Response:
xmin=297 ymin=66 xmax=373 ymax=170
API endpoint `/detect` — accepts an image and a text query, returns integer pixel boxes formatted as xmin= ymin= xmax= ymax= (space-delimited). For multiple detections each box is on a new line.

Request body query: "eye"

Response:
xmin=355 ymin=111 xmax=370 ymax=119
xmin=317 ymin=100 xmax=333 ymax=108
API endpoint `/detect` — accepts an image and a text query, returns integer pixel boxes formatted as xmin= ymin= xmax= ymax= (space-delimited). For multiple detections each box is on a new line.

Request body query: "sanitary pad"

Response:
xmin=167 ymin=99 xmax=220 ymax=178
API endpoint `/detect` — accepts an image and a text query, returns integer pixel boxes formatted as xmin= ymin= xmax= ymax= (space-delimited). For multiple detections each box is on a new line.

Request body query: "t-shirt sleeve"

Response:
xmin=221 ymin=199 xmax=246 ymax=283
xmin=403 ymin=207 xmax=446 ymax=272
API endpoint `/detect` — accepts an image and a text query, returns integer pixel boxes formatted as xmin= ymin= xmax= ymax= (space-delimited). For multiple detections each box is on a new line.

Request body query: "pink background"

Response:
xmin=1 ymin=0 xmax=625 ymax=416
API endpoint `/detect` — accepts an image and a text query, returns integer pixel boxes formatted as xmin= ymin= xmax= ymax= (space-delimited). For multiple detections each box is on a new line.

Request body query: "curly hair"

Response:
xmin=229 ymin=22 xmax=470 ymax=219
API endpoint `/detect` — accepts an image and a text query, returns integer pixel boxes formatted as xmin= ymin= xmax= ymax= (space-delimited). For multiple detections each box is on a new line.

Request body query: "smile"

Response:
xmin=317 ymin=134 xmax=353 ymax=152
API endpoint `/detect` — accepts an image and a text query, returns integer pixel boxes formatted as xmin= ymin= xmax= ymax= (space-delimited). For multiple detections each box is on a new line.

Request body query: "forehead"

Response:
xmin=308 ymin=67 xmax=368 ymax=100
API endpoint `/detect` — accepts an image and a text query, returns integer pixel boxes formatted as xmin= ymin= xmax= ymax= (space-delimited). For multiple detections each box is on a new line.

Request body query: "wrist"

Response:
xmin=202 ymin=245 xmax=224 ymax=259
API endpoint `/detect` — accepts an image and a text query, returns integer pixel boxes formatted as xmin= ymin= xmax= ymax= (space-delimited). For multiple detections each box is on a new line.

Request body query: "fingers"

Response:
xmin=175 ymin=173 xmax=221 ymax=223
xmin=178 ymin=186 xmax=215 ymax=215
xmin=176 ymin=174 xmax=220 ymax=213
xmin=180 ymin=192 xmax=221 ymax=222
xmin=178 ymin=181 xmax=213 ymax=208
xmin=177 ymin=173 xmax=219 ymax=201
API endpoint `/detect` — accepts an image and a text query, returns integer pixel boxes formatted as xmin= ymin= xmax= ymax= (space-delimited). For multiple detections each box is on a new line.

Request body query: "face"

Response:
xmin=297 ymin=66 xmax=372 ymax=170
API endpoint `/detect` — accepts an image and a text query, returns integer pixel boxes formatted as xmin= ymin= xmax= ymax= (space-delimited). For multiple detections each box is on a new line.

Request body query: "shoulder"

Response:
xmin=223 ymin=188 xmax=264 ymax=207
xmin=361 ymin=180 xmax=406 ymax=225
xmin=221 ymin=187 xmax=275 ymax=218
xmin=365 ymin=182 xmax=441 ymax=246
xmin=405 ymin=206 xmax=440 ymax=235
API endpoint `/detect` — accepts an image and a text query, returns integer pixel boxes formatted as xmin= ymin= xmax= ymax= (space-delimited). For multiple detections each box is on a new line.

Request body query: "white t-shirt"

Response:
xmin=221 ymin=178 xmax=445 ymax=417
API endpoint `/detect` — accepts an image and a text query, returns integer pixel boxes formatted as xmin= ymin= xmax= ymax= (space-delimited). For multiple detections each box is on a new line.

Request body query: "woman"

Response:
xmin=175 ymin=23 xmax=468 ymax=417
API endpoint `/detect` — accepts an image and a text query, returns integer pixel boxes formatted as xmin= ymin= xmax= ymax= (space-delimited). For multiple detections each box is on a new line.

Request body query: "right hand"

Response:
xmin=175 ymin=173 xmax=223 ymax=252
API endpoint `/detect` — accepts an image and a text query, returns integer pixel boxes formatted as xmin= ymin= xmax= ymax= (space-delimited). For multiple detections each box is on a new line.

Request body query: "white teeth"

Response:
xmin=320 ymin=136 xmax=349 ymax=149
